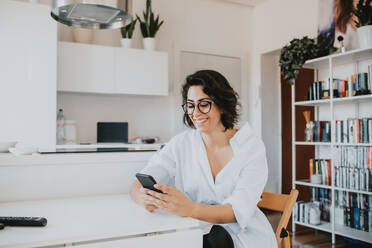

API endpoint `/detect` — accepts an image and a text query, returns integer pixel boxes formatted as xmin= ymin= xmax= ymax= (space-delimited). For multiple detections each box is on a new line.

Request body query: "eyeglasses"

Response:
xmin=182 ymin=100 xmax=213 ymax=115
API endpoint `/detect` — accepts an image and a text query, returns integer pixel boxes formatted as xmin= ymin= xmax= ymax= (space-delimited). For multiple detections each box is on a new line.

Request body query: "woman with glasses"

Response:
xmin=130 ymin=70 xmax=276 ymax=248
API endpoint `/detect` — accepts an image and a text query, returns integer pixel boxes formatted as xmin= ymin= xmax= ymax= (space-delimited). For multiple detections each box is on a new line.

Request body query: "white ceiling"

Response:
xmin=223 ymin=0 xmax=267 ymax=7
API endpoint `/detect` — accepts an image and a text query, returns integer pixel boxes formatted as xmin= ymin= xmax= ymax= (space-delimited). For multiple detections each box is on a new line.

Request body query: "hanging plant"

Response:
xmin=279 ymin=36 xmax=320 ymax=84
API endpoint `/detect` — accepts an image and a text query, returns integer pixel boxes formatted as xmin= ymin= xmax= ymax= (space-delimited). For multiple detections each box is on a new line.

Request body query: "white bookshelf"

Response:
xmin=292 ymin=48 xmax=372 ymax=244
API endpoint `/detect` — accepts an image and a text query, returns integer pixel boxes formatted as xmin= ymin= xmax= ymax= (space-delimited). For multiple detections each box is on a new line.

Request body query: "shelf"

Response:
xmin=334 ymin=187 xmax=372 ymax=196
xmin=295 ymin=221 xmax=331 ymax=233
xmin=332 ymin=94 xmax=372 ymax=104
xmin=333 ymin=143 xmax=372 ymax=147
xmin=295 ymin=180 xmax=332 ymax=189
xmin=304 ymin=47 xmax=372 ymax=69
xmin=335 ymin=224 xmax=372 ymax=244
xmin=294 ymin=99 xmax=330 ymax=106
xmin=295 ymin=141 xmax=331 ymax=146
xmin=294 ymin=95 xmax=372 ymax=106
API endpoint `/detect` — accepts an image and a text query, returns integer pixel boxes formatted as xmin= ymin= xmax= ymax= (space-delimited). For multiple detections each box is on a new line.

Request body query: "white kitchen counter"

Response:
xmin=0 ymin=151 xmax=156 ymax=203
xmin=0 ymin=151 xmax=155 ymax=167
xmin=0 ymin=194 xmax=202 ymax=248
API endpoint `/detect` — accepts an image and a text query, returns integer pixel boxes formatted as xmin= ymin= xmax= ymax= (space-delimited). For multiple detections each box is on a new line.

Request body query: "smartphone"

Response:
xmin=135 ymin=173 xmax=163 ymax=193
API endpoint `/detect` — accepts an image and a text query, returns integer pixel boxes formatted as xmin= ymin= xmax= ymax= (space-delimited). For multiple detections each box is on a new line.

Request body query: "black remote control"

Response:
xmin=0 ymin=217 xmax=47 ymax=227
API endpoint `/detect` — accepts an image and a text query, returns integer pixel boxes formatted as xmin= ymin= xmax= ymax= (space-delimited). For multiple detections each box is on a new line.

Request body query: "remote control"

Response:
xmin=0 ymin=217 xmax=47 ymax=227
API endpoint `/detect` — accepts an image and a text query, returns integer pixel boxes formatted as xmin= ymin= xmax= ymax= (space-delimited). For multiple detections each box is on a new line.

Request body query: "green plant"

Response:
xmin=352 ymin=0 xmax=372 ymax=28
xmin=136 ymin=0 xmax=164 ymax=38
xmin=279 ymin=36 xmax=320 ymax=84
xmin=120 ymin=19 xmax=137 ymax=39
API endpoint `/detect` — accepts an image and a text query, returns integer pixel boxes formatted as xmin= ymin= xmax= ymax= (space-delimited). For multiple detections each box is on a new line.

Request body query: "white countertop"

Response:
xmin=0 ymin=194 xmax=200 ymax=248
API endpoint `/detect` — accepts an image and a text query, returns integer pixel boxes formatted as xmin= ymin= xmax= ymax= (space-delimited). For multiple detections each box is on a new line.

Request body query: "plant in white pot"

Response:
xmin=136 ymin=0 xmax=164 ymax=51
xmin=352 ymin=0 xmax=372 ymax=49
xmin=120 ymin=19 xmax=137 ymax=49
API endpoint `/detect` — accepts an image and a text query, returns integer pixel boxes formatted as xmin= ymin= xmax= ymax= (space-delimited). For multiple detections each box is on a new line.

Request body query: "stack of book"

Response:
xmin=335 ymin=191 xmax=372 ymax=232
xmin=294 ymin=188 xmax=331 ymax=224
xmin=307 ymin=70 xmax=372 ymax=101
xmin=307 ymin=80 xmax=331 ymax=100
xmin=333 ymin=118 xmax=372 ymax=144
xmin=312 ymin=121 xmax=331 ymax=142
xmin=334 ymin=146 xmax=372 ymax=192
xmin=309 ymin=159 xmax=332 ymax=185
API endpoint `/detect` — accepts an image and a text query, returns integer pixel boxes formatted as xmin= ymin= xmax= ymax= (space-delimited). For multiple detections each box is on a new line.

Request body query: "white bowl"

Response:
xmin=0 ymin=141 xmax=17 ymax=153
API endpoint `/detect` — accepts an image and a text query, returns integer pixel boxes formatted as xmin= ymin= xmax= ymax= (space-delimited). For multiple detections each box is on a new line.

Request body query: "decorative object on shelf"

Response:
xmin=309 ymin=203 xmax=321 ymax=225
xmin=279 ymin=36 xmax=320 ymax=84
xmin=72 ymin=28 xmax=93 ymax=44
xmin=303 ymin=111 xmax=314 ymax=142
xmin=120 ymin=19 xmax=137 ymax=48
xmin=136 ymin=0 xmax=164 ymax=50
xmin=352 ymin=0 xmax=372 ymax=49
xmin=337 ymin=36 xmax=346 ymax=53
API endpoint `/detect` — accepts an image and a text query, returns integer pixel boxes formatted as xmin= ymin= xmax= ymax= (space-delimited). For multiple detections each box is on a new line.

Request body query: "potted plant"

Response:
xmin=279 ymin=36 xmax=320 ymax=84
xmin=352 ymin=0 xmax=372 ymax=49
xmin=136 ymin=0 xmax=164 ymax=50
xmin=120 ymin=19 xmax=137 ymax=48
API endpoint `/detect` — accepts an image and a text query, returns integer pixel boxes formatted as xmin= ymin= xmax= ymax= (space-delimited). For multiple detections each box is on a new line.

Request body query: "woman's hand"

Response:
xmin=146 ymin=184 xmax=196 ymax=217
xmin=130 ymin=180 xmax=158 ymax=212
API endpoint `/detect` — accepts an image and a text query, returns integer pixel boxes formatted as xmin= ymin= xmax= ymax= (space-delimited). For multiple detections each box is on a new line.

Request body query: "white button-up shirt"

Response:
xmin=141 ymin=122 xmax=277 ymax=248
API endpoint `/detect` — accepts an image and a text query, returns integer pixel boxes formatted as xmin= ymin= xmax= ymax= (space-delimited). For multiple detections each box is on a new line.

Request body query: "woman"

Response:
xmin=130 ymin=70 xmax=276 ymax=248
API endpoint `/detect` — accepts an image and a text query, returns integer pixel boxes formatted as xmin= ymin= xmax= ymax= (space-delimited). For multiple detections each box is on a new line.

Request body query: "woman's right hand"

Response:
xmin=130 ymin=180 xmax=158 ymax=212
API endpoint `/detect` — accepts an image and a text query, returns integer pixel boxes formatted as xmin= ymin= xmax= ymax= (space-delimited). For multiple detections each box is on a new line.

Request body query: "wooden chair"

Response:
xmin=258 ymin=189 xmax=299 ymax=248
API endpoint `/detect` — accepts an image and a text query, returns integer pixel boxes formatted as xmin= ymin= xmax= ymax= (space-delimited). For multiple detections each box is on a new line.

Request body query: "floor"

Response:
xmin=263 ymin=210 xmax=372 ymax=247
xmin=291 ymin=229 xmax=372 ymax=248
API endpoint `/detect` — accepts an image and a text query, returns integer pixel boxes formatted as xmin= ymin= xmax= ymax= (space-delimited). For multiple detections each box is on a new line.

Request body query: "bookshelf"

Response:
xmin=292 ymin=47 xmax=372 ymax=244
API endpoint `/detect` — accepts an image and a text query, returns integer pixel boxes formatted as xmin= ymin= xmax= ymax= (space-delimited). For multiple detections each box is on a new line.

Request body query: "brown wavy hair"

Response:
xmin=181 ymin=70 xmax=240 ymax=131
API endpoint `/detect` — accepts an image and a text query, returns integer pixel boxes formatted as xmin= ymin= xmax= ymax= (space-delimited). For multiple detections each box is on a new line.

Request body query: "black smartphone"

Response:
xmin=135 ymin=173 xmax=163 ymax=193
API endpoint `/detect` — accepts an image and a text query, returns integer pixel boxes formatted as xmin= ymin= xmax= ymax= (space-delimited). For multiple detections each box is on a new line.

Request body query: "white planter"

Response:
xmin=143 ymin=37 xmax=156 ymax=51
xmin=72 ymin=28 xmax=93 ymax=44
xmin=121 ymin=38 xmax=133 ymax=49
xmin=357 ymin=25 xmax=372 ymax=49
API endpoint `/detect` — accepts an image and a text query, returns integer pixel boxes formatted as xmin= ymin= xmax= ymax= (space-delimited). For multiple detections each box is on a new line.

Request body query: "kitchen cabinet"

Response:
xmin=58 ymin=42 xmax=168 ymax=96
xmin=114 ymin=48 xmax=168 ymax=96
xmin=58 ymin=42 xmax=115 ymax=94
xmin=0 ymin=0 xmax=57 ymax=149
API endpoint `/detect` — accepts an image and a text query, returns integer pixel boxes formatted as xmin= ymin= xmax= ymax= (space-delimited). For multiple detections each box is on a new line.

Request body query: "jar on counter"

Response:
xmin=64 ymin=120 xmax=77 ymax=144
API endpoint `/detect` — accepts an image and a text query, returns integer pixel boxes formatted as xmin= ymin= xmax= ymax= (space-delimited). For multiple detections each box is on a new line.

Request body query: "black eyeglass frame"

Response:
xmin=182 ymin=100 xmax=213 ymax=115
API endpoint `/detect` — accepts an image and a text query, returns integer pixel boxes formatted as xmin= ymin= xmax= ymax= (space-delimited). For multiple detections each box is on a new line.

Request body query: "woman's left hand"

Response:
xmin=147 ymin=184 xmax=196 ymax=218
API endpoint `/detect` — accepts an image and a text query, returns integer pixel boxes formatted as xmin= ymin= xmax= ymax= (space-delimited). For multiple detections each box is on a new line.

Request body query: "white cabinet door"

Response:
xmin=58 ymin=42 xmax=115 ymax=94
xmin=114 ymin=48 xmax=168 ymax=96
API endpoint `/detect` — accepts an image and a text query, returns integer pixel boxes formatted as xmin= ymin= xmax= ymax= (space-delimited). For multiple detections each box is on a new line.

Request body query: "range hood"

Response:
xmin=51 ymin=0 xmax=132 ymax=30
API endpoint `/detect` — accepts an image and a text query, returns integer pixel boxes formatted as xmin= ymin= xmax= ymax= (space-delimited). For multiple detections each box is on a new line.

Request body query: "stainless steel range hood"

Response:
xmin=51 ymin=0 xmax=132 ymax=30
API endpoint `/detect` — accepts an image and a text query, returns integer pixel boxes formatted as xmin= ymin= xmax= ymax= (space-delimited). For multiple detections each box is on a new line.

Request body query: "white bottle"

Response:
xmin=56 ymin=109 xmax=65 ymax=144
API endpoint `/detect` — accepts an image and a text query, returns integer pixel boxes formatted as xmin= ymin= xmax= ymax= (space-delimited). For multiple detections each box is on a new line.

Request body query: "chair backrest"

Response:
xmin=258 ymin=189 xmax=299 ymax=248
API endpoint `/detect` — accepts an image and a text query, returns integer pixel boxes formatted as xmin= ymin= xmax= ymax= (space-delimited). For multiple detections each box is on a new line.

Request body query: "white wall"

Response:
xmin=250 ymin=0 xmax=319 ymax=192
xmin=250 ymin=0 xmax=318 ymax=135
xmin=57 ymin=0 xmax=253 ymax=143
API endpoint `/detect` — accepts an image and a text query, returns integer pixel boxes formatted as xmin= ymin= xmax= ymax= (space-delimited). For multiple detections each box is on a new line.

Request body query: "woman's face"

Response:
xmin=186 ymin=86 xmax=223 ymax=133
